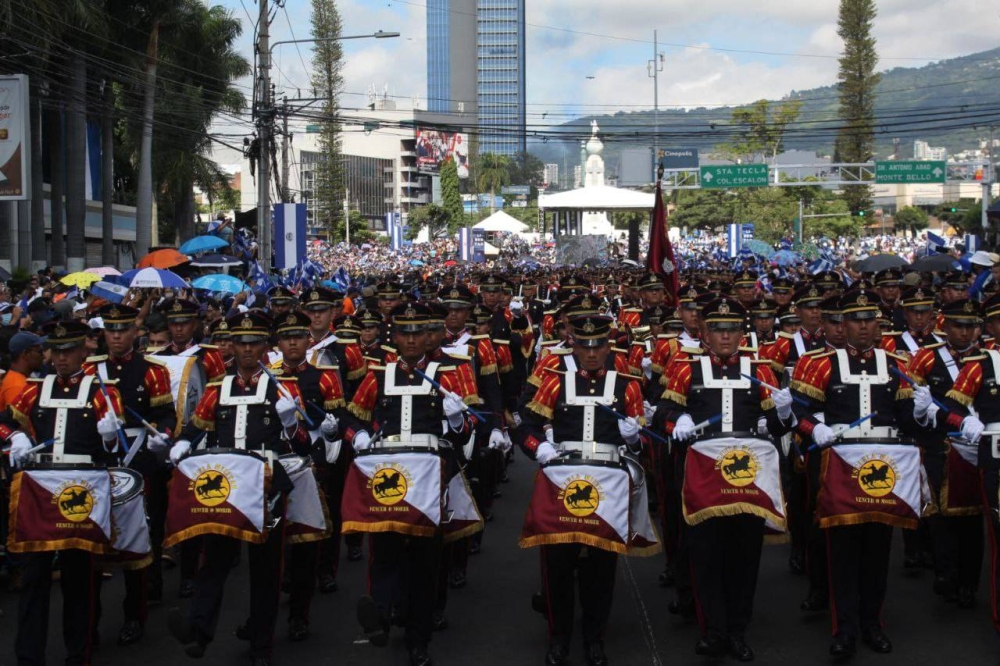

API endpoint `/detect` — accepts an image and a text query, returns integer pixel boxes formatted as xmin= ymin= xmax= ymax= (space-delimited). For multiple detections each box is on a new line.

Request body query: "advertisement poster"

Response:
xmin=415 ymin=129 xmax=469 ymax=179
xmin=0 ymin=74 xmax=30 ymax=200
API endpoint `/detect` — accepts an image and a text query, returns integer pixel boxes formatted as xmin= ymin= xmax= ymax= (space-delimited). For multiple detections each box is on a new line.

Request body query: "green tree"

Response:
xmin=670 ymin=189 xmax=736 ymax=232
xmin=894 ymin=206 xmax=929 ymax=238
xmin=506 ymin=152 xmax=545 ymax=186
xmin=834 ymin=0 xmax=880 ymax=215
xmin=716 ymin=99 xmax=803 ymax=165
xmin=476 ymin=153 xmax=510 ymax=214
xmin=406 ymin=204 xmax=450 ymax=240
xmin=310 ymin=0 xmax=345 ymax=235
xmin=440 ymin=157 xmax=465 ymax=233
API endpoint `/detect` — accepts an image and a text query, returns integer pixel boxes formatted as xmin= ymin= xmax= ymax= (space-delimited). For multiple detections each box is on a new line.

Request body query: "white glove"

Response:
xmin=672 ymin=414 xmax=696 ymax=441
xmin=353 ymin=431 xmax=372 ymax=452
xmin=772 ymin=388 xmax=794 ymax=422
xmin=812 ymin=423 xmax=836 ymax=448
xmin=757 ymin=416 xmax=770 ymax=437
xmin=912 ymin=385 xmax=939 ymax=425
xmin=643 ymin=400 xmax=656 ymax=422
xmin=443 ymin=392 xmax=467 ymax=429
xmin=545 ymin=428 xmax=555 ymax=445
xmin=503 ymin=430 xmax=513 ymax=453
xmin=9 ymin=432 xmax=33 ymax=469
xmin=641 ymin=357 xmax=653 ymax=379
xmin=489 ymin=429 xmax=505 ymax=450
xmin=169 ymin=439 xmax=192 ymax=465
xmin=147 ymin=433 xmax=171 ymax=452
xmin=320 ymin=413 xmax=339 ymax=440
xmin=961 ymin=416 xmax=985 ymax=443
xmin=535 ymin=441 xmax=558 ymax=465
xmin=97 ymin=412 xmax=120 ymax=442
xmin=618 ymin=417 xmax=641 ymax=445
xmin=275 ymin=396 xmax=299 ymax=429
xmin=509 ymin=300 xmax=524 ymax=316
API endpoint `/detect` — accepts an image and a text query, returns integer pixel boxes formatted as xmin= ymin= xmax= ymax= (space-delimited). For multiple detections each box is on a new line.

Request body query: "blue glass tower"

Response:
xmin=476 ymin=0 xmax=526 ymax=156
xmin=426 ymin=0 xmax=478 ymax=114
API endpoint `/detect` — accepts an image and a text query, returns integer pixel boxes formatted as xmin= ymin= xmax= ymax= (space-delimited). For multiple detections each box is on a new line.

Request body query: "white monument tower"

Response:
xmin=581 ymin=120 xmax=614 ymax=236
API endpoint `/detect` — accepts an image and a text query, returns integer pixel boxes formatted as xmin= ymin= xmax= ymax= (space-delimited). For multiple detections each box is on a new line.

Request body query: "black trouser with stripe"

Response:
xmin=541 ymin=543 xmax=617 ymax=650
xmin=368 ymin=532 xmax=443 ymax=649
xmin=287 ymin=541 xmax=320 ymax=623
xmin=826 ymin=523 xmax=893 ymax=640
xmin=17 ymin=549 xmax=95 ymax=666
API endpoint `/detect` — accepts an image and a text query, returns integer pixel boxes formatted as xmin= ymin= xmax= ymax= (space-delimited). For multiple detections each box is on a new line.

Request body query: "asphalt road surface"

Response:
xmin=6 ymin=454 xmax=999 ymax=666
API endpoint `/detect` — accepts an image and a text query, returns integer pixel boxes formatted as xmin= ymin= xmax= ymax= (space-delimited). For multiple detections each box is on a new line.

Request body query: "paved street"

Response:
xmin=7 ymin=454 xmax=998 ymax=666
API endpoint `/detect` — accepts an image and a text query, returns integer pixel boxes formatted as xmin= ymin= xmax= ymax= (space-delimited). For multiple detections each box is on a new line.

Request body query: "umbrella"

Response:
xmin=856 ymin=254 xmax=910 ymax=272
xmin=443 ymin=260 xmax=457 ymax=267
xmin=410 ymin=259 xmax=425 ymax=267
xmin=179 ymin=235 xmax=229 ymax=255
xmin=60 ymin=272 xmax=102 ymax=288
xmin=744 ymin=240 xmax=775 ymax=259
xmin=84 ymin=266 xmax=121 ymax=278
xmin=125 ymin=267 xmax=188 ymax=289
xmin=137 ymin=248 xmax=189 ymax=269
xmin=771 ymin=250 xmax=802 ymax=267
xmin=910 ymin=254 xmax=961 ymax=273
xmin=192 ymin=274 xmax=248 ymax=294
xmin=189 ymin=253 xmax=242 ymax=268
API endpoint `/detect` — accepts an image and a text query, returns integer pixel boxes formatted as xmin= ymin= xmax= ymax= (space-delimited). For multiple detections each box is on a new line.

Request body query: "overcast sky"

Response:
xmin=210 ymin=0 xmax=1000 ymax=161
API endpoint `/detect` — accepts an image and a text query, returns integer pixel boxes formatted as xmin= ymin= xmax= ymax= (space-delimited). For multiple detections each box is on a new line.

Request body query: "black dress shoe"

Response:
xmin=545 ymin=643 xmax=569 ymax=665
xmin=408 ymin=644 xmax=433 ymax=666
xmin=531 ymin=591 xmax=548 ymax=615
xmin=357 ymin=596 xmax=389 ymax=647
xmin=448 ymin=570 xmax=467 ymax=589
xmin=318 ymin=574 xmax=337 ymax=593
xmin=168 ymin=608 xmax=206 ymax=658
xmin=829 ymin=635 xmax=856 ymax=659
xmin=667 ymin=598 xmax=695 ymax=619
xmin=903 ymin=553 xmax=921 ymax=569
xmin=585 ymin=642 xmax=609 ymax=666
xmin=799 ymin=590 xmax=828 ymax=612
xmin=431 ymin=612 xmax=448 ymax=631
xmin=728 ymin=636 xmax=755 ymax=662
xmin=178 ymin=578 xmax=196 ymax=599
xmin=288 ymin=617 xmax=309 ymax=641
xmin=861 ymin=629 xmax=892 ymax=653
xmin=694 ymin=636 xmax=728 ymax=658
xmin=469 ymin=537 xmax=482 ymax=555
xmin=250 ymin=655 xmax=271 ymax=666
xmin=117 ymin=620 xmax=144 ymax=646
xmin=788 ymin=551 xmax=805 ymax=575
xmin=234 ymin=621 xmax=251 ymax=641
xmin=347 ymin=545 xmax=364 ymax=562
xmin=658 ymin=567 xmax=674 ymax=588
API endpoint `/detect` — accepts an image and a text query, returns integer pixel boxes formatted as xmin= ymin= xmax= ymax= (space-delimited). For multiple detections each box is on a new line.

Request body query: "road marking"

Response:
xmin=621 ymin=558 xmax=663 ymax=666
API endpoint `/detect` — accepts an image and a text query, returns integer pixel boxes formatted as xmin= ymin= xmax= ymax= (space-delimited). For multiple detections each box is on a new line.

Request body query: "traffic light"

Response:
xmin=858 ymin=210 xmax=866 ymax=217
xmin=950 ymin=207 xmax=958 ymax=213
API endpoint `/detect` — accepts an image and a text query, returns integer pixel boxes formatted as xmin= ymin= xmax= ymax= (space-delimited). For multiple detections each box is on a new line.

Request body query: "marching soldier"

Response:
xmin=265 ymin=286 xmax=298 ymax=321
xmin=84 ymin=304 xmax=177 ymax=645
xmin=165 ymin=310 xmax=309 ymax=666
xmin=761 ymin=286 xmax=825 ymax=379
xmin=874 ymin=269 xmax=905 ymax=331
xmin=881 ymin=286 xmax=941 ymax=359
xmin=300 ymin=286 xmax=341 ymax=367
xmin=1 ymin=320 xmax=126 ymax=666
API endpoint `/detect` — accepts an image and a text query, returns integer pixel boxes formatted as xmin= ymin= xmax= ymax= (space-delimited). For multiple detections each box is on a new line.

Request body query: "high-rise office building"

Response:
xmin=427 ymin=0 xmax=525 ymax=156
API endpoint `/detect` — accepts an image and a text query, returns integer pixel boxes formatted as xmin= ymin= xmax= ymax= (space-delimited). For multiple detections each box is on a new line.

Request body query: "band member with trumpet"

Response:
xmin=269 ymin=310 xmax=347 ymax=637
xmin=654 ymin=298 xmax=795 ymax=661
xmin=84 ymin=304 xmax=176 ymax=645
xmin=165 ymin=310 xmax=309 ymax=666
xmin=1 ymin=320 xmax=125 ymax=666
xmin=517 ymin=313 xmax=647 ymax=666
xmin=342 ymin=303 xmax=480 ymax=666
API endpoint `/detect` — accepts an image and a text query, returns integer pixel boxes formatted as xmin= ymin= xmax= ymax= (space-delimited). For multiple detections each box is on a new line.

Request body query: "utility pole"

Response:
xmin=344 ymin=188 xmax=350 ymax=245
xmin=647 ymin=30 xmax=664 ymax=182
xmin=256 ymin=0 xmax=272 ymax=268
xmin=281 ymin=97 xmax=290 ymax=203
xmin=983 ymin=125 xmax=996 ymax=233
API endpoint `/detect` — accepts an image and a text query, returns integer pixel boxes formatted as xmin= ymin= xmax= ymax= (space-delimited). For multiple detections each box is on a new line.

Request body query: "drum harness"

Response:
xmin=832 ymin=349 xmax=896 ymax=439
xmin=38 ymin=374 xmax=97 ymax=464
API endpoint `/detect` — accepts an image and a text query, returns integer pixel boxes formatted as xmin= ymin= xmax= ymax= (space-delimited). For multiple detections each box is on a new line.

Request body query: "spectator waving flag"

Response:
xmin=926 ymin=231 xmax=947 ymax=256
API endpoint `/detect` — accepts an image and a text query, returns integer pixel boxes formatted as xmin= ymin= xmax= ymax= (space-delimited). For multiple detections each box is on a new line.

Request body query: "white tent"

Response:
xmin=473 ymin=210 xmax=529 ymax=233
xmin=538 ymin=185 xmax=655 ymax=211
xmin=484 ymin=241 xmax=499 ymax=256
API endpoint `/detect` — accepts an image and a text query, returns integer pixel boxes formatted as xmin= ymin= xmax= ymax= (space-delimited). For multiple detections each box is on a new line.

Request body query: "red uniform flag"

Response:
xmin=645 ymin=174 xmax=678 ymax=305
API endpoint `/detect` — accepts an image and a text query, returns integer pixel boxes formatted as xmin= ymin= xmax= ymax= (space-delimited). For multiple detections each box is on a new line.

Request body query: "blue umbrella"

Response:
xmin=744 ymin=239 xmax=774 ymax=259
xmin=179 ymin=235 xmax=229 ymax=255
xmin=192 ymin=274 xmax=248 ymax=294
xmin=125 ymin=268 xmax=188 ymax=289
xmin=771 ymin=250 xmax=802 ymax=267
xmin=189 ymin=253 xmax=242 ymax=268
xmin=410 ymin=259 xmax=425 ymax=266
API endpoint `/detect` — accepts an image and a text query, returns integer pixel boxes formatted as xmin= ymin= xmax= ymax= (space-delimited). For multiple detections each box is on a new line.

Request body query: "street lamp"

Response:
xmin=269 ymin=31 xmax=401 ymax=57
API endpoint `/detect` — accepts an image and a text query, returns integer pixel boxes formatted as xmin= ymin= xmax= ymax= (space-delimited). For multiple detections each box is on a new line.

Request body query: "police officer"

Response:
xmin=165 ymin=310 xmax=309 ymax=666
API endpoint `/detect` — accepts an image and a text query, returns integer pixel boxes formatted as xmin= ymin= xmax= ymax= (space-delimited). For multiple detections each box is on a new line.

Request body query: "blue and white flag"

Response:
xmin=727 ymin=224 xmax=742 ymax=258
xmin=966 ymin=234 xmax=981 ymax=253
xmin=273 ymin=203 xmax=307 ymax=269
xmin=926 ymin=231 xmax=947 ymax=256
xmin=458 ymin=228 xmax=472 ymax=261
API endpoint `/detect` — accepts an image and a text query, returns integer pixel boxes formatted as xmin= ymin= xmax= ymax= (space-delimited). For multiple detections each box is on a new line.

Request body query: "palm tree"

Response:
xmin=477 ymin=152 xmax=510 ymax=214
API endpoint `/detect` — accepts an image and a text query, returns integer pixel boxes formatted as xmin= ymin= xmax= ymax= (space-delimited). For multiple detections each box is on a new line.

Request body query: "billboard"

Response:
xmin=415 ymin=129 xmax=469 ymax=179
xmin=618 ymin=148 xmax=653 ymax=187
xmin=0 ymin=75 xmax=30 ymax=200
xmin=657 ymin=148 xmax=699 ymax=170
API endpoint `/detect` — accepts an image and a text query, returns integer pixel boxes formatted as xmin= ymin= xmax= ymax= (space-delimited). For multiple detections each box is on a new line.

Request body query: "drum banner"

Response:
xmin=817 ymin=444 xmax=929 ymax=529
xmin=519 ymin=463 xmax=631 ymax=555
xmin=681 ymin=437 xmax=786 ymax=529
xmin=443 ymin=470 xmax=483 ymax=543
xmin=284 ymin=462 xmax=330 ymax=544
xmin=164 ymin=453 xmax=269 ymax=547
xmin=627 ymin=475 xmax=662 ymax=556
xmin=940 ymin=440 xmax=981 ymax=516
xmin=342 ymin=452 xmax=444 ymax=538
xmin=8 ymin=469 xmax=113 ymax=555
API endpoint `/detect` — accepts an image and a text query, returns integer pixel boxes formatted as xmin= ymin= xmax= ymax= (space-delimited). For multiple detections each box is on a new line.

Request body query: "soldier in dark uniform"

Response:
xmin=208 ymin=318 xmax=235 ymax=374
xmin=266 ymin=286 xmax=297 ymax=321
xmin=270 ymin=310 xmax=348 ymax=637
xmin=344 ymin=304 xmax=480 ymax=666
xmin=874 ymin=268 xmax=905 ymax=332
xmin=357 ymin=308 xmax=395 ymax=368
xmin=761 ymin=286 xmax=826 ymax=379
xmin=301 ymin=286 xmax=339 ymax=365
xmin=518 ymin=314 xmax=646 ymax=666
xmin=165 ymin=311 xmax=308 ymax=666
xmin=375 ymin=281 xmax=404 ymax=340
xmin=770 ymin=277 xmax=796 ymax=307
xmin=655 ymin=298 xmax=795 ymax=661
xmin=84 ymin=304 xmax=177 ymax=645
xmin=2 ymin=320 xmax=126 ymax=666
xmin=789 ymin=289 xmax=920 ymax=658
xmin=749 ymin=298 xmax=777 ymax=349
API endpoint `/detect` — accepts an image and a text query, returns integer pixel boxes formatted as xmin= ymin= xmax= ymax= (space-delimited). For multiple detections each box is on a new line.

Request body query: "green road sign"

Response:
xmin=875 ymin=160 xmax=946 ymax=184
xmin=699 ymin=164 xmax=769 ymax=189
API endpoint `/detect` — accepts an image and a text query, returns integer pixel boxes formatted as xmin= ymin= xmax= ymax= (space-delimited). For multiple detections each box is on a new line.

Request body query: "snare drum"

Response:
xmin=152 ymin=353 xmax=207 ymax=426
xmin=377 ymin=434 xmax=440 ymax=451
xmin=559 ymin=441 xmax=620 ymax=464
xmin=278 ymin=454 xmax=329 ymax=543
xmin=108 ymin=467 xmax=152 ymax=566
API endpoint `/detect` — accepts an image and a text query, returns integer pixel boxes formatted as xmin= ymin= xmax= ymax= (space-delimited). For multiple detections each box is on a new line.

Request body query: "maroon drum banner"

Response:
xmin=8 ymin=468 xmax=113 ymax=555
xmin=164 ymin=452 xmax=269 ymax=547
xmin=940 ymin=440 xmax=981 ymax=516
xmin=817 ymin=444 xmax=929 ymax=529
xmin=520 ymin=462 xmax=631 ymax=555
xmin=682 ymin=437 xmax=786 ymax=529
xmin=342 ymin=451 xmax=444 ymax=538
xmin=444 ymin=470 xmax=484 ymax=543
xmin=280 ymin=457 xmax=330 ymax=544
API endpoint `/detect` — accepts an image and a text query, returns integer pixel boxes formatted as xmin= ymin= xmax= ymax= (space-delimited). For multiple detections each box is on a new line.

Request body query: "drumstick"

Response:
xmin=739 ymin=373 xmax=810 ymax=406
xmin=95 ymin=372 xmax=131 ymax=454
xmin=2 ymin=439 xmax=54 ymax=456
xmin=807 ymin=412 xmax=878 ymax=452
xmin=594 ymin=403 xmax=671 ymax=445
xmin=889 ymin=367 xmax=950 ymax=412
xmin=693 ymin=414 xmax=724 ymax=431
xmin=124 ymin=406 xmax=164 ymax=438
xmin=412 ymin=368 xmax=489 ymax=421
xmin=257 ymin=361 xmax=315 ymax=428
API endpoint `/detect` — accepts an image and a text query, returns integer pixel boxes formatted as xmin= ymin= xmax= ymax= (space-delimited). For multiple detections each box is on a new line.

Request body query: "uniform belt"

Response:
xmin=559 ymin=441 xmax=620 ymax=463
xmin=985 ymin=423 xmax=1000 ymax=460
xmin=830 ymin=425 xmax=895 ymax=439
xmin=381 ymin=434 xmax=440 ymax=450
xmin=46 ymin=453 xmax=94 ymax=464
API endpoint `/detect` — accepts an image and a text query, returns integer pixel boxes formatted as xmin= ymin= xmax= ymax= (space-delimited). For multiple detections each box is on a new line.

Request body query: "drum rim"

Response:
xmin=543 ymin=457 xmax=623 ymax=470
xmin=193 ymin=447 xmax=268 ymax=461
xmin=834 ymin=437 xmax=916 ymax=445
xmin=356 ymin=446 xmax=442 ymax=457
xmin=23 ymin=462 xmax=106 ymax=470
xmin=695 ymin=431 xmax=763 ymax=442
xmin=109 ymin=467 xmax=144 ymax=505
